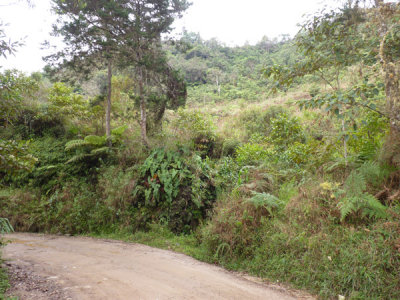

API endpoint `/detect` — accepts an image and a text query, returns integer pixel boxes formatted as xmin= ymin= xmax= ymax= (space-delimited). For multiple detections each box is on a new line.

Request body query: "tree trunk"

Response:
xmin=381 ymin=61 xmax=400 ymax=165
xmin=379 ymin=25 xmax=400 ymax=166
xmin=106 ymin=59 xmax=112 ymax=147
xmin=139 ymin=67 xmax=149 ymax=148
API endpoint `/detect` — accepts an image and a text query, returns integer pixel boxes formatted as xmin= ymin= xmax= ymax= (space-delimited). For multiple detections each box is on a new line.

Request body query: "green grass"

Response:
xmin=87 ymin=214 xmax=400 ymax=300
xmin=86 ymin=224 xmax=212 ymax=263
xmin=0 ymin=252 xmax=10 ymax=299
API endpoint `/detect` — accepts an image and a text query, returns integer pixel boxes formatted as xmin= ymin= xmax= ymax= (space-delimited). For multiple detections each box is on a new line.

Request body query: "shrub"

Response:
xmin=235 ymin=143 xmax=271 ymax=166
xmin=268 ymin=112 xmax=305 ymax=148
xmin=171 ymin=109 xmax=216 ymax=156
xmin=98 ymin=166 xmax=136 ymax=222
xmin=133 ymin=148 xmax=216 ymax=233
xmin=239 ymin=106 xmax=287 ymax=140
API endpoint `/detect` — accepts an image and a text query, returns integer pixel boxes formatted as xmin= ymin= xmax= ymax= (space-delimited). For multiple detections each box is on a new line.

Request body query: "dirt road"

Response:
xmin=2 ymin=233 xmax=308 ymax=300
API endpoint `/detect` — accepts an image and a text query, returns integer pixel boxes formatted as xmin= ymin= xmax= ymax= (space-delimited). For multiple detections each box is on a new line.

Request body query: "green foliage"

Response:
xmin=348 ymin=111 xmax=388 ymax=162
xmin=172 ymin=109 xmax=216 ymax=154
xmin=133 ymin=148 xmax=215 ymax=233
xmin=338 ymin=193 xmax=387 ymax=222
xmin=214 ymin=156 xmax=241 ymax=190
xmin=0 ymin=69 xmax=38 ymax=121
xmin=0 ymin=255 xmax=9 ymax=299
xmin=264 ymin=4 xmax=370 ymax=92
xmin=0 ymin=139 xmax=37 ymax=176
xmin=65 ymin=125 xmax=127 ymax=164
xmin=235 ymin=143 xmax=271 ymax=166
xmin=47 ymin=82 xmax=88 ymax=120
xmin=0 ymin=217 xmax=13 ymax=234
xmin=246 ymin=192 xmax=283 ymax=215
xmin=338 ymin=162 xmax=388 ymax=222
xmin=239 ymin=106 xmax=287 ymax=139
xmin=268 ymin=112 xmax=305 ymax=148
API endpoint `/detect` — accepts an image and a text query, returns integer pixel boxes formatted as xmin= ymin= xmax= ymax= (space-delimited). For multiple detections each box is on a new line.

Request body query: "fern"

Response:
xmin=338 ymin=161 xmax=388 ymax=222
xmin=84 ymin=135 xmax=106 ymax=146
xmin=246 ymin=192 xmax=283 ymax=215
xmin=36 ymin=165 xmax=57 ymax=172
xmin=65 ymin=139 xmax=90 ymax=151
xmin=111 ymin=125 xmax=128 ymax=136
xmin=358 ymin=161 xmax=388 ymax=187
xmin=90 ymin=147 xmax=110 ymax=155
xmin=344 ymin=171 xmax=366 ymax=197
xmin=338 ymin=193 xmax=387 ymax=221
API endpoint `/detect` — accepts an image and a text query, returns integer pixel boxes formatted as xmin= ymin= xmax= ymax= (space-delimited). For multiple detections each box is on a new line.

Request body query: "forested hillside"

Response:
xmin=1 ymin=0 xmax=400 ymax=299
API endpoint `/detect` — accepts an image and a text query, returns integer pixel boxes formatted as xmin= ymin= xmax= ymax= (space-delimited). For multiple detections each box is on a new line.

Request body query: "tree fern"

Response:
xmin=66 ymin=153 xmax=92 ymax=164
xmin=90 ymin=147 xmax=110 ymax=155
xmin=84 ymin=135 xmax=106 ymax=146
xmin=65 ymin=139 xmax=90 ymax=151
xmin=111 ymin=125 xmax=128 ymax=136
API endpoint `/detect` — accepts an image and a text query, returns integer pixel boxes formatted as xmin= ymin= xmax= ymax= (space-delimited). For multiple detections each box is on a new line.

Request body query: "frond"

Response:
xmin=338 ymin=193 xmax=387 ymax=222
xmin=344 ymin=171 xmax=366 ymax=197
xmin=362 ymin=193 xmax=387 ymax=219
xmin=246 ymin=192 xmax=283 ymax=214
xmin=358 ymin=161 xmax=388 ymax=186
xmin=338 ymin=197 xmax=357 ymax=221
xmin=84 ymin=135 xmax=106 ymax=146
xmin=65 ymin=139 xmax=90 ymax=151
xmin=111 ymin=125 xmax=128 ymax=136
xmin=37 ymin=165 xmax=58 ymax=172
xmin=91 ymin=147 xmax=110 ymax=155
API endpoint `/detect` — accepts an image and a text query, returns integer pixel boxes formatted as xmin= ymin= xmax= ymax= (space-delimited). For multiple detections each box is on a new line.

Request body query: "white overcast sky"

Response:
xmin=0 ymin=0 xmax=344 ymax=73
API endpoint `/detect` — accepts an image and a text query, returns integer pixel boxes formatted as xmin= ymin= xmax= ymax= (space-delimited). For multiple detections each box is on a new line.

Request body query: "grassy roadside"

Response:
xmin=87 ymin=225 xmax=212 ymax=263
xmin=0 ymin=252 xmax=10 ymax=299
xmin=87 ymin=217 xmax=400 ymax=300
xmin=86 ymin=225 xmax=313 ymax=297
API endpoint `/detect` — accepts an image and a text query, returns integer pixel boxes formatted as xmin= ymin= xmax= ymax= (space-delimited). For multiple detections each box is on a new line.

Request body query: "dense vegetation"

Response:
xmin=1 ymin=1 xmax=400 ymax=299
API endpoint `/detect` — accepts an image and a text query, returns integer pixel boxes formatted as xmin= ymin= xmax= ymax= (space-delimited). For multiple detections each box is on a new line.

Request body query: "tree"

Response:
xmin=47 ymin=0 xmax=189 ymax=147
xmin=264 ymin=2 xmax=388 ymax=164
xmin=0 ymin=71 xmax=38 ymax=175
xmin=115 ymin=0 xmax=190 ymax=147
xmin=0 ymin=23 xmax=23 ymax=60
xmin=373 ymin=1 xmax=400 ymax=165
xmin=47 ymin=0 xmax=131 ymax=145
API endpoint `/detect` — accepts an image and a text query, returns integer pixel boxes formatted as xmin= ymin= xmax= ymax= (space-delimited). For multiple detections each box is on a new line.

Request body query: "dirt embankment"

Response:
xmin=2 ymin=233 xmax=313 ymax=299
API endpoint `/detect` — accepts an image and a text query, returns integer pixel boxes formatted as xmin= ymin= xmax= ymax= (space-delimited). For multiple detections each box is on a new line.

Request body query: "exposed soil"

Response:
xmin=2 ymin=233 xmax=313 ymax=300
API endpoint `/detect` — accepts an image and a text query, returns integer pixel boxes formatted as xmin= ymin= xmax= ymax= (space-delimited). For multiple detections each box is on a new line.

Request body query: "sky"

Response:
xmin=0 ymin=0 xmax=341 ymax=73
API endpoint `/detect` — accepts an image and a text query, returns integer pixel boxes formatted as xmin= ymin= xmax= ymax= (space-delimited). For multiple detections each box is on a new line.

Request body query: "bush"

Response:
xmin=268 ymin=112 xmax=305 ymax=148
xmin=235 ymin=143 xmax=271 ymax=166
xmin=239 ymin=106 xmax=287 ymax=140
xmin=133 ymin=148 xmax=216 ymax=233
xmin=98 ymin=166 xmax=137 ymax=222
xmin=171 ymin=109 xmax=216 ymax=156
